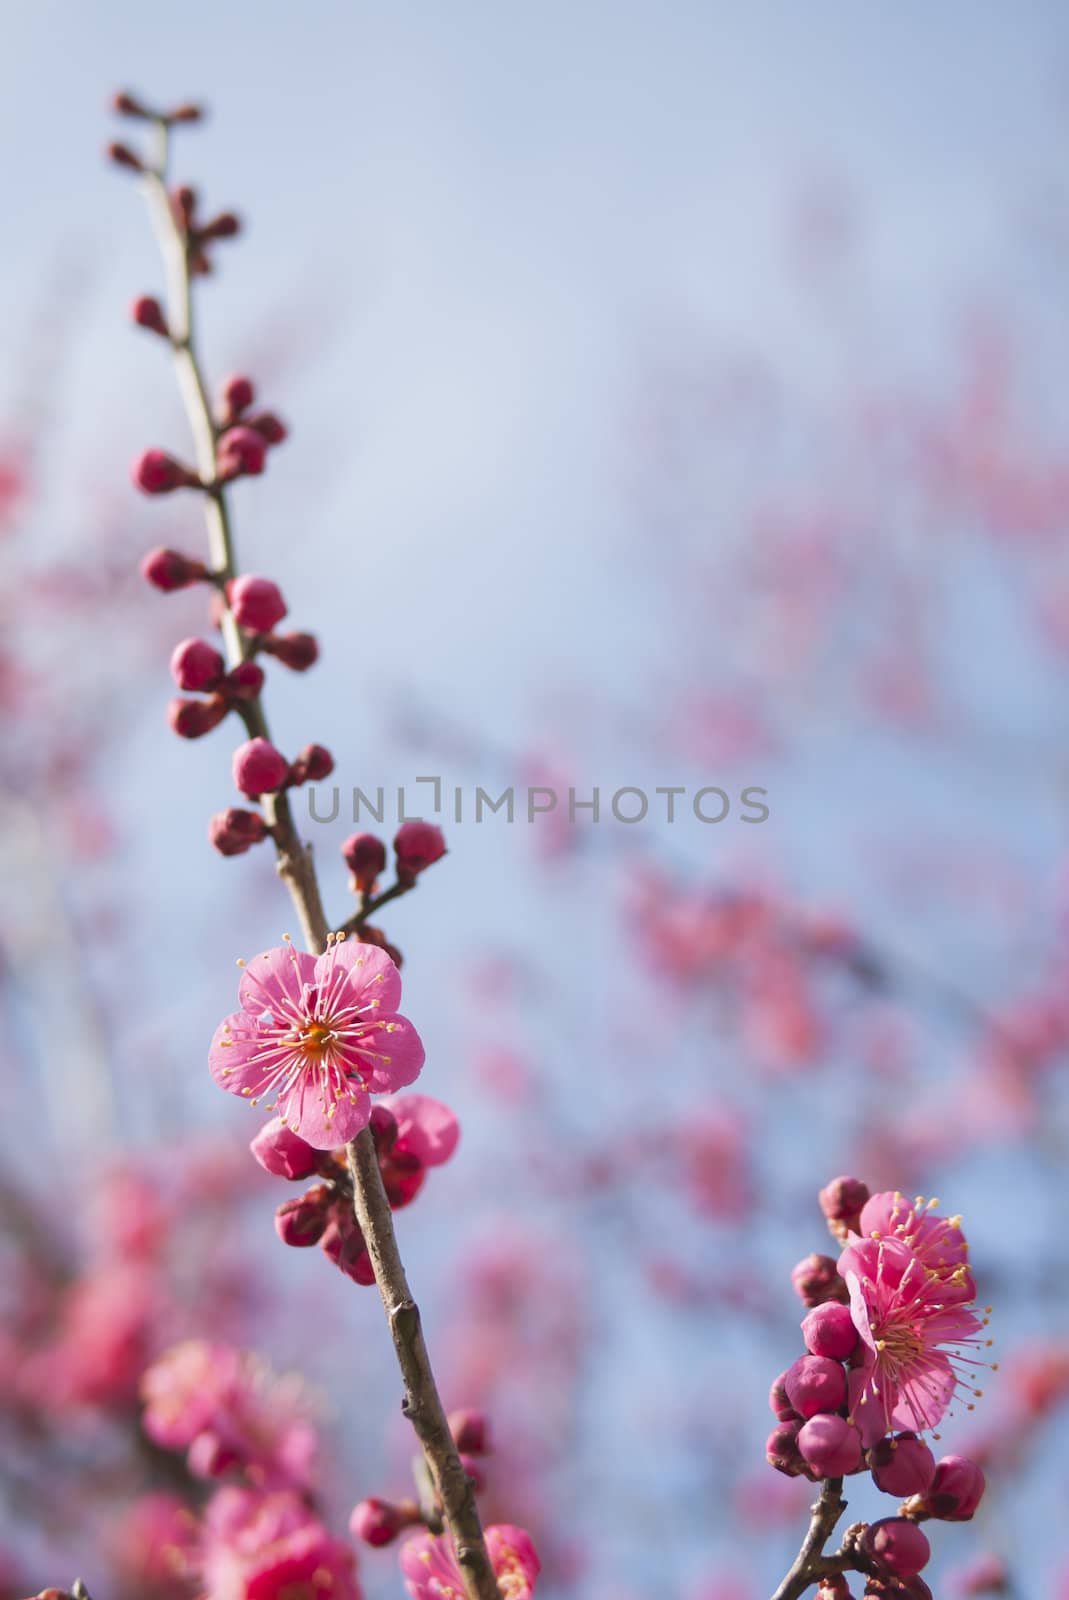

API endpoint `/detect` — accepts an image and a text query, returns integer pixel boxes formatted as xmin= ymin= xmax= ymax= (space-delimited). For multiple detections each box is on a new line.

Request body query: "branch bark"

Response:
xmin=136 ymin=117 xmax=499 ymax=1600
xmin=770 ymin=1478 xmax=848 ymax=1600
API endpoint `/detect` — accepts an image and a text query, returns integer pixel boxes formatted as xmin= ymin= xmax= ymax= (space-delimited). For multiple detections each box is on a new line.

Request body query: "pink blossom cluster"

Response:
xmin=253 ymin=1090 xmax=460 ymax=1285
xmin=768 ymin=1177 xmax=990 ymax=1597
xmin=141 ymin=1339 xmax=318 ymax=1488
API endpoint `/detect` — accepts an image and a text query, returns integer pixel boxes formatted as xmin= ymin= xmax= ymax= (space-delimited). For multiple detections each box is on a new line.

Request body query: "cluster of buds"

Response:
xmin=131 ymin=372 xmax=286 ymax=496
xmin=769 ymin=1176 xmax=990 ymax=1599
xmin=108 ymin=92 xmax=241 ymax=277
xmin=252 ymin=1094 xmax=460 ymax=1286
xmin=349 ymin=1408 xmax=492 ymax=1548
xmin=343 ymin=821 xmax=448 ymax=894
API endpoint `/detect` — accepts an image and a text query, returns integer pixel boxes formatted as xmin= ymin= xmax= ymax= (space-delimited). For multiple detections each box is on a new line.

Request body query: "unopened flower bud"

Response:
xmin=766 ymin=1420 xmax=808 ymax=1478
xmin=460 ymin=1453 xmax=487 ymax=1491
xmin=863 ymin=1581 xmax=932 ymax=1600
xmin=342 ymin=832 xmax=387 ymax=894
xmin=797 ymin=1414 xmax=862 ymax=1477
xmin=168 ymin=696 xmax=228 ymax=739
xmin=198 ymin=211 xmax=241 ymax=241
xmin=819 ymin=1175 xmax=870 ymax=1236
xmin=250 ymin=1116 xmax=318 ymax=1179
xmin=141 ymin=546 xmax=208 ymax=592
xmin=802 ymin=1301 xmax=859 ymax=1361
xmin=228 ymin=574 xmax=288 ymax=632
xmin=217 ymin=374 xmax=255 ymax=425
xmin=369 ymin=1104 xmax=399 ymax=1152
xmin=232 ymin=737 xmax=290 ymax=798
xmin=261 ymin=630 xmax=319 ymax=671
xmin=108 ymin=141 xmax=143 ymax=171
xmin=209 ymin=808 xmax=269 ymax=857
xmin=769 ymin=1370 xmax=800 ymax=1422
xmin=868 ymin=1434 xmax=936 ymax=1499
xmin=288 ymin=744 xmax=334 ymax=785
xmin=394 ymin=820 xmax=447 ymax=884
xmin=792 ymin=1252 xmax=849 ymax=1307
xmin=922 ymin=1455 xmax=986 ymax=1521
xmin=449 ymin=1409 xmax=491 ymax=1456
xmin=112 ymin=90 xmax=150 ymax=118
xmin=132 ymin=449 xmax=200 ymax=495
xmin=173 ymin=185 xmax=197 ymax=228
xmin=247 ymin=410 xmax=288 ymax=445
xmin=131 ymin=295 xmax=169 ymax=337
xmin=171 ymin=637 xmax=225 ymax=692
xmin=816 ymin=1580 xmax=853 ymax=1600
xmin=320 ymin=1213 xmax=375 ymax=1284
xmin=167 ymin=102 xmax=204 ymax=123
xmin=783 ymin=1354 xmax=847 ymax=1419
xmin=217 ymin=425 xmax=267 ymax=480
xmin=221 ymin=660 xmax=265 ymax=701
xmin=275 ymin=1186 xmax=331 ymax=1247
xmin=378 ymin=1146 xmax=424 ymax=1209
xmin=862 ymin=1519 xmax=930 ymax=1577
xmin=348 ymin=1498 xmax=418 ymax=1548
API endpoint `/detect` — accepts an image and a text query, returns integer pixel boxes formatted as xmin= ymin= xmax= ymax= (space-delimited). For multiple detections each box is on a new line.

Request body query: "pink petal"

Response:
xmin=384 ymin=1093 xmax=460 ymax=1166
xmin=209 ymin=1011 xmax=274 ymax=1096
xmin=358 ymin=1016 xmax=426 ymax=1092
xmin=316 ymin=939 xmax=402 ymax=1014
xmin=892 ymin=1353 xmax=956 ymax=1433
xmin=847 ymin=1363 xmax=890 ymax=1448
xmin=487 ymin=1525 xmax=541 ymax=1594
xmin=239 ymin=946 xmax=316 ymax=1016
xmin=282 ymin=1085 xmax=371 ymax=1151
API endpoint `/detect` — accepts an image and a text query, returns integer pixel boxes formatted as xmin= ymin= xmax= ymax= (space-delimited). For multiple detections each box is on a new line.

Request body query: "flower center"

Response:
xmin=876 ymin=1322 xmax=924 ymax=1371
xmin=299 ymin=1022 xmax=334 ymax=1055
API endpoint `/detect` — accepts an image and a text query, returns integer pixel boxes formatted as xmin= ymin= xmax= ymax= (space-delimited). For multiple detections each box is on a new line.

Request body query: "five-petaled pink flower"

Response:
xmin=399 ymin=1524 xmax=540 ymax=1600
xmin=839 ymin=1193 xmax=988 ymax=1445
xmin=210 ymin=937 xmax=425 ymax=1148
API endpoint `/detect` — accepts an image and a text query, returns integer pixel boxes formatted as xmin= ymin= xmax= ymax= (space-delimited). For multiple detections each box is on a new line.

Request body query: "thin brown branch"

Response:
xmin=770 ymin=1478 xmax=848 ymax=1600
xmin=133 ymin=113 xmax=498 ymax=1600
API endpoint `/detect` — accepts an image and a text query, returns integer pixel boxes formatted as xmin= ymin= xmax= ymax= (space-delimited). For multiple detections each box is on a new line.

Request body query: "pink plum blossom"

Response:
xmin=198 ymin=1487 xmax=361 ymax=1600
xmin=380 ymin=1093 xmax=461 ymax=1168
xmin=839 ymin=1222 xmax=986 ymax=1445
xmin=210 ymin=937 xmax=425 ymax=1147
xmin=141 ymin=1340 xmax=318 ymax=1490
xmin=854 ymin=1192 xmax=975 ymax=1304
xmin=399 ymin=1524 xmax=540 ymax=1600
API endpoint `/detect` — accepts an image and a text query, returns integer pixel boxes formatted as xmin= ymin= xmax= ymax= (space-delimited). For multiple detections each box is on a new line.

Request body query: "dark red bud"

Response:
xmin=140 ymin=546 xmax=209 ymax=592
xmin=107 ymin=141 xmax=143 ymax=171
xmin=288 ymin=744 xmax=335 ymax=786
xmin=130 ymin=295 xmax=170 ymax=337
xmin=449 ymin=1409 xmax=491 ymax=1456
xmin=168 ymin=696 xmax=228 ymax=739
xmin=261 ymin=631 xmax=319 ymax=672
xmin=209 ymin=808 xmax=269 ymax=857
xmin=221 ymin=660 xmax=265 ymax=701
xmin=112 ymin=91 xmax=150 ymax=118
xmin=247 ymin=411 xmax=288 ymax=446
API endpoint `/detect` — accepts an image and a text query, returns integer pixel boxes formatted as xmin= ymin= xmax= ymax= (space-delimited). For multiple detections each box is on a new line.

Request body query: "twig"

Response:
xmin=770 ymin=1478 xmax=848 ymax=1600
xmin=133 ymin=113 xmax=499 ymax=1600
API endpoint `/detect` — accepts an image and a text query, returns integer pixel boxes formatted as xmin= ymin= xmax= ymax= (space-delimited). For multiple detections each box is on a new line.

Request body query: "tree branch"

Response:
xmin=771 ymin=1478 xmax=848 ymax=1600
xmin=134 ymin=113 xmax=499 ymax=1600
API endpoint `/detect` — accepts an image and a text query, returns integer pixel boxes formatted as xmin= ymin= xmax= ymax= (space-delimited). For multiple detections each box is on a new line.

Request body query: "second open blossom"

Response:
xmin=210 ymin=937 xmax=425 ymax=1148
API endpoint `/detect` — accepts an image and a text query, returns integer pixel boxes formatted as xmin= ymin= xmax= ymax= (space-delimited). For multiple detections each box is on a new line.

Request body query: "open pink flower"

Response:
xmin=210 ymin=938 xmax=425 ymax=1148
xmin=840 ymin=1229 xmax=987 ymax=1446
xmin=199 ymin=1487 xmax=361 ymax=1600
xmin=855 ymin=1190 xmax=975 ymax=1304
xmin=399 ymin=1524 xmax=540 ymax=1600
